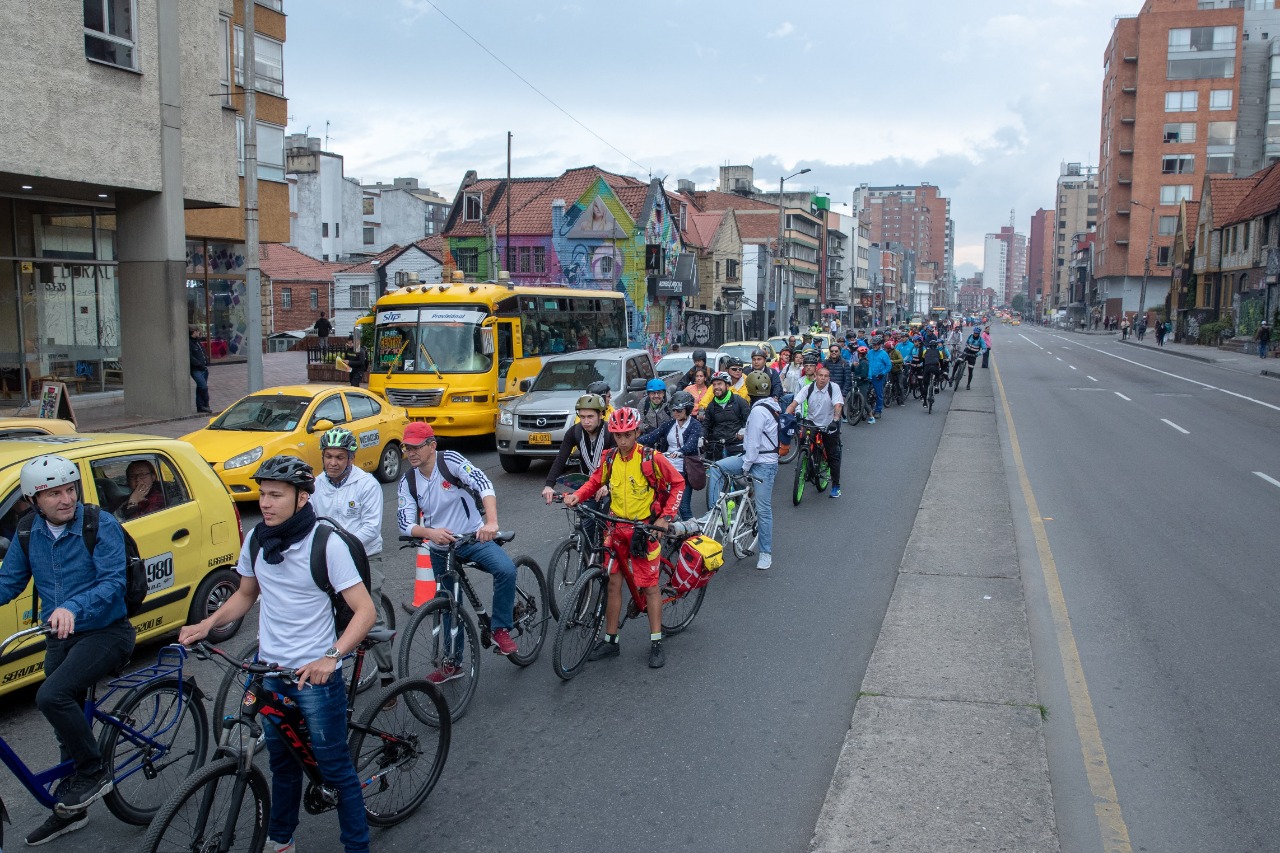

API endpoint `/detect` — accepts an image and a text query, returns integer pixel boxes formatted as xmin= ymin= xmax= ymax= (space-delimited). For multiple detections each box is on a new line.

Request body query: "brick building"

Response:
xmin=1028 ymin=208 xmax=1053 ymax=317
xmin=852 ymin=183 xmax=955 ymax=301
xmin=259 ymin=243 xmax=341 ymax=338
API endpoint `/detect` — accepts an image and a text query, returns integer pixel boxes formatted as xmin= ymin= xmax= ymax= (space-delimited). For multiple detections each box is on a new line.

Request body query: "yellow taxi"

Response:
xmin=0 ymin=417 xmax=76 ymax=439
xmin=0 ymin=433 xmax=245 ymax=695
xmin=182 ymin=385 xmax=409 ymax=502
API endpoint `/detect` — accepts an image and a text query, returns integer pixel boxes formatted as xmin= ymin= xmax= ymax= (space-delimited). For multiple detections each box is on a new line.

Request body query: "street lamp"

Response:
xmin=1130 ymin=200 xmax=1156 ymax=321
xmin=774 ymin=168 xmax=811 ymax=334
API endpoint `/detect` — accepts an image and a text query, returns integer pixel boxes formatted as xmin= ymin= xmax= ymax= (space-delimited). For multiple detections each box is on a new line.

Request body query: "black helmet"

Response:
xmin=670 ymin=390 xmax=695 ymax=412
xmin=251 ymin=455 xmax=316 ymax=493
xmin=802 ymin=351 xmax=820 ymax=365
xmin=726 ymin=356 xmax=743 ymax=368
xmin=693 ymin=349 xmax=707 ymax=362
xmin=586 ymin=380 xmax=611 ymax=397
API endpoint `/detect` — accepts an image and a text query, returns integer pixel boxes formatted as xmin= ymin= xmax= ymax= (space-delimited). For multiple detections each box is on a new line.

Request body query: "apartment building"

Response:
xmin=1029 ymin=208 xmax=1054 ymax=316
xmin=1052 ymin=163 xmax=1099 ymax=316
xmin=852 ymin=183 xmax=955 ymax=299
xmin=984 ymin=226 xmax=1027 ymax=307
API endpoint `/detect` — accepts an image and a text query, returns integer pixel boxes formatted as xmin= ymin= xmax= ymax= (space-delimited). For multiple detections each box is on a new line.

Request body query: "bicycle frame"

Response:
xmin=0 ymin=627 xmax=194 ymax=810
xmin=570 ymin=505 xmax=680 ymax=617
xmin=704 ymin=466 xmax=755 ymax=542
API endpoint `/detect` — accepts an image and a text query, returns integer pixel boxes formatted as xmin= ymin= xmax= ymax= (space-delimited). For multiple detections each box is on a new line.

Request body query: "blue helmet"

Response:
xmin=646 ymin=378 xmax=666 ymax=393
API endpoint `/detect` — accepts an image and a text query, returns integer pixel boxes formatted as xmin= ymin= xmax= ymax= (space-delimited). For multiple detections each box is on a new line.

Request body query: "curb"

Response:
xmin=1117 ymin=339 xmax=1216 ymax=364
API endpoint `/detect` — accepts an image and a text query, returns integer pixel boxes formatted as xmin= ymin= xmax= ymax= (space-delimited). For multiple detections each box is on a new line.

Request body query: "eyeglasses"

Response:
xmin=403 ymin=442 xmax=433 ymax=451
xmin=729 ymin=366 xmax=742 ymax=371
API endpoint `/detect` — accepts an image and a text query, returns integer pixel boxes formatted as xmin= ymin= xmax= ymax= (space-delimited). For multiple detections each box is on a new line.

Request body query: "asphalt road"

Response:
xmin=0 ymin=380 xmax=955 ymax=852
xmin=994 ymin=325 xmax=1280 ymax=853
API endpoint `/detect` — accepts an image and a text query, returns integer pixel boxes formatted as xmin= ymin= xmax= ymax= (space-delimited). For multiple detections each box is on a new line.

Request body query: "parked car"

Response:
xmin=655 ymin=350 xmax=733 ymax=381
xmin=495 ymin=349 xmax=681 ymax=473
xmin=182 ymin=385 xmax=408 ymax=502
xmin=0 ymin=433 xmax=246 ymax=695
xmin=0 ymin=417 xmax=76 ymax=439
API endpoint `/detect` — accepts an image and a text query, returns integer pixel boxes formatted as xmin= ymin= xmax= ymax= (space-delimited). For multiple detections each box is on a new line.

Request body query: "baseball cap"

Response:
xmin=403 ymin=422 xmax=435 ymax=446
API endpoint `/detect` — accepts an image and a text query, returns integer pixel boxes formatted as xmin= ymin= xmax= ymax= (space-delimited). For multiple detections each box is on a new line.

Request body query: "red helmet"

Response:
xmin=857 ymin=345 xmax=868 ymax=354
xmin=607 ymin=407 xmax=641 ymax=433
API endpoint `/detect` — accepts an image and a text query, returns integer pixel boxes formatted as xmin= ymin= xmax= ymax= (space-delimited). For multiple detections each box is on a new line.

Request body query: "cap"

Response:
xmin=404 ymin=422 xmax=436 ymax=446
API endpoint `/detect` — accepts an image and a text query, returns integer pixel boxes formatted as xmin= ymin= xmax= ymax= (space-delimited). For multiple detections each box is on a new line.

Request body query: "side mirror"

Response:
xmin=519 ymin=378 xmax=533 ymax=393
xmin=311 ymin=418 xmax=334 ymax=433
xmin=628 ymin=377 xmax=646 ymax=392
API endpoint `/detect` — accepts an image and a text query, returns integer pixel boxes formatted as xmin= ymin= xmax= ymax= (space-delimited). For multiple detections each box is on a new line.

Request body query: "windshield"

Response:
xmin=212 ymin=396 xmax=310 ymax=432
xmin=719 ymin=344 xmax=761 ymax=363
xmin=529 ymin=358 xmax=619 ymax=393
xmin=656 ymin=354 xmax=692 ymax=373
xmin=374 ymin=309 xmax=493 ymax=375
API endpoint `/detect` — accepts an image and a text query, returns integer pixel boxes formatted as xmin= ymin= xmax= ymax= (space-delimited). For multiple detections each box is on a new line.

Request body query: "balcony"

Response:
xmin=1122 ymin=85 xmax=1137 ymax=94
xmin=1119 ymin=147 xmax=1134 ymax=154
xmin=1117 ymin=206 xmax=1131 ymax=215
xmin=1123 ymin=54 xmax=1137 ymax=63
xmin=1115 ymin=238 xmax=1130 ymax=246
xmin=1120 ymin=115 xmax=1136 ymax=124
xmin=1117 ymin=174 xmax=1132 ymax=185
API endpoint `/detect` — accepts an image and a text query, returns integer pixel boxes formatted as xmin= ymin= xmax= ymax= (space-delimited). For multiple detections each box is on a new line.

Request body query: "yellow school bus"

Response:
xmin=368 ymin=275 xmax=628 ymax=436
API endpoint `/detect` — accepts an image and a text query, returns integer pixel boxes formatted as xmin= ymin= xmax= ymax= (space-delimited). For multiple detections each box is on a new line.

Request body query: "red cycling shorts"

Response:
xmin=604 ymin=523 xmax=661 ymax=588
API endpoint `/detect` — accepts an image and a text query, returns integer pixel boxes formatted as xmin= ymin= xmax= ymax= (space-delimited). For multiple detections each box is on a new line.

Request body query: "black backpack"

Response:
xmin=249 ymin=517 xmax=372 ymax=636
xmin=17 ymin=504 xmax=148 ymax=619
xmin=923 ymin=346 xmax=941 ymax=367
xmin=402 ymin=452 xmax=487 ymax=518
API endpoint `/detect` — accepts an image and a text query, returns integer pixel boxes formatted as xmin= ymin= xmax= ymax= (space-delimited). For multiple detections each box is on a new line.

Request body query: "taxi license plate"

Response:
xmin=528 ymin=432 xmax=552 ymax=445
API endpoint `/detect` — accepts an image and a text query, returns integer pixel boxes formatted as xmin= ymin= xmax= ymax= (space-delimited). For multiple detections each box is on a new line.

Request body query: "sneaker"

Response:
xmin=587 ymin=640 xmax=620 ymax=661
xmin=491 ymin=628 xmax=518 ymax=656
xmin=830 ymin=487 xmax=842 ymax=498
xmin=53 ymin=769 xmax=111 ymax=815
xmin=426 ymin=664 xmax=464 ymax=684
xmin=264 ymin=838 xmax=296 ymax=853
xmin=867 ymin=417 xmax=875 ymax=424
xmin=26 ymin=812 xmax=88 ymax=846
xmin=648 ymin=641 xmax=666 ymax=669
xmin=757 ymin=553 xmax=773 ymax=570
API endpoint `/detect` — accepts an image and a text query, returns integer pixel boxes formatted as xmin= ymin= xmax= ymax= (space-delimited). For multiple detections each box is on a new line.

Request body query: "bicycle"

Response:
xmin=948 ymin=354 xmax=967 ymax=390
xmin=143 ymin=636 xmax=449 ymax=852
xmin=886 ymin=371 xmax=906 ymax=407
xmin=922 ymin=369 xmax=940 ymax=414
xmin=550 ymin=503 xmax=706 ymax=681
xmin=546 ymin=474 xmax=603 ymax=621
xmin=702 ymin=465 xmax=760 ymax=561
xmin=792 ymin=419 xmax=833 ymax=505
xmin=396 ymin=531 xmax=549 ymax=723
xmin=0 ymin=626 xmax=208 ymax=827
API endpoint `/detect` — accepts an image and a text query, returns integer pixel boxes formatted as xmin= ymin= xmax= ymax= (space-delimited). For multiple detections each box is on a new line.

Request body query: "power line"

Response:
xmin=419 ymin=0 xmax=650 ymax=177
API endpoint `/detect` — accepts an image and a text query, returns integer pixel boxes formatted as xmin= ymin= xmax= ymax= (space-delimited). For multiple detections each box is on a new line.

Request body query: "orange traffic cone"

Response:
xmin=403 ymin=542 xmax=436 ymax=613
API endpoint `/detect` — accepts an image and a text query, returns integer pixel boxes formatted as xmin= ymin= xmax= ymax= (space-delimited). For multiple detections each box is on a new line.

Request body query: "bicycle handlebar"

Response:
xmin=398 ymin=529 xmax=515 ymax=549
xmin=193 ymin=641 xmax=299 ymax=680
xmin=0 ymin=624 xmax=51 ymax=657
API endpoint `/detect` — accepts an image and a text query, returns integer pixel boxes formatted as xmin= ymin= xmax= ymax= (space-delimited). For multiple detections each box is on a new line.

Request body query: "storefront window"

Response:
xmin=185 ymin=239 xmax=248 ymax=360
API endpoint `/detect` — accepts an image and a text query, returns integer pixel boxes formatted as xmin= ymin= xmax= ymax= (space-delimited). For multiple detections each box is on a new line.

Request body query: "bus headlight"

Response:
xmin=498 ymin=409 xmax=513 ymax=426
xmin=452 ymin=395 xmax=475 ymax=403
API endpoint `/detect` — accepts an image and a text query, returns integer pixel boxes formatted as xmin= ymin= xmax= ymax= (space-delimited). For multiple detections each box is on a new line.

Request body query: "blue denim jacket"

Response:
xmin=0 ymin=505 xmax=128 ymax=630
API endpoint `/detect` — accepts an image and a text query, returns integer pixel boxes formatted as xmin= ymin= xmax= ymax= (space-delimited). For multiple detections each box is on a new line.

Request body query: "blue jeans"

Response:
xmin=430 ymin=539 xmax=516 ymax=629
xmin=677 ymin=480 xmax=693 ymax=520
xmin=869 ymin=376 xmax=886 ymax=414
xmin=263 ymin=675 xmax=369 ymax=853
xmin=1261 ymin=342 xmax=1269 ymax=359
xmin=707 ymin=456 xmax=777 ymax=555
xmin=191 ymin=367 xmax=209 ymax=410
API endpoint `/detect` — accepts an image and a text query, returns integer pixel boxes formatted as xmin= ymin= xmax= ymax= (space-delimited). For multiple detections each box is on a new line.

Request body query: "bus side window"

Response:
xmin=497 ymin=322 xmax=514 ymax=381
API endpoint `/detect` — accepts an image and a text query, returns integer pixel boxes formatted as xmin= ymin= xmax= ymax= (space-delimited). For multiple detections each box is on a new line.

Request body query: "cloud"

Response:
xmin=767 ymin=21 xmax=795 ymax=38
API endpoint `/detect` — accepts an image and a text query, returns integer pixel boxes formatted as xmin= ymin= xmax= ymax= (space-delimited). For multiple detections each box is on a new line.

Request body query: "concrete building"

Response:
xmin=330 ymin=238 xmax=443 ymax=339
xmin=984 ymin=226 xmax=1027 ymax=307
xmin=286 ymin=136 xmax=364 ymax=261
xmin=361 ymin=178 xmax=450 ymax=254
xmin=1052 ymin=163 xmax=1099 ymax=321
xmin=0 ymin=0 xmax=240 ymax=417
xmin=852 ymin=183 xmax=955 ymax=299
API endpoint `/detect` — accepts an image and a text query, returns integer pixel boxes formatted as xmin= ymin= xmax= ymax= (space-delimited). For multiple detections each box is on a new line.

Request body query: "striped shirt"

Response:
xmin=396 ymin=450 xmax=495 ymax=542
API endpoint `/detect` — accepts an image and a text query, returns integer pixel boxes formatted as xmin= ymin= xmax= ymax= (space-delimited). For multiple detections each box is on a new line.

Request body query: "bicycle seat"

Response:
xmin=494 ymin=531 xmax=515 ymax=545
xmin=364 ymin=626 xmax=396 ymax=646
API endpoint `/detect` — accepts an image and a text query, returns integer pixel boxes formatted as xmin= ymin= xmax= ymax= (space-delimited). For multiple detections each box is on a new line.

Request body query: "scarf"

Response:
xmin=255 ymin=502 xmax=316 ymax=565
xmin=713 ymin=390 xmax=732 ymax=406
xmin=578 ymin=426 xmax=606 ymax=474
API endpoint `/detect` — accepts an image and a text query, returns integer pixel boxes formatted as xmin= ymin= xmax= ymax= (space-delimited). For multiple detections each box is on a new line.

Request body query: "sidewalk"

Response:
xmin=810 ymin=366 xmax=1058 ymax=852
xmin=0 ymin=351 xmax=318 ymax=439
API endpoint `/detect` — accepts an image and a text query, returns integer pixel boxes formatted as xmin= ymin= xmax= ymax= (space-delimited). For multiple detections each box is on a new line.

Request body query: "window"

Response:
xmin=1162 ymin=154 xmax=1195 ymax=174
xmin=1210 ymin=89 xmax=1233 ymax=110
xmin=234 ymin=28 xmax=285 ymax=96
xmin=345 ymin=393 xmax=379 ymax=420
xmin=362 ymin=197 xmax=375 ymax=216
xmin=1168 ymin=57 xmax=1235 ymax=80
xmin=1165 ymin=91 xmax=1199 ymax=111
xmin=90 ymin=454 xmax=189 ymax=521
xmin=322 ymin=223 xmax=329 ymax=238
xmin=334 ymin=223 xmax=340 ymax=239
xmin=1156 ymin=246 xmax=1173 ymax=267
xmin=455 ymin=247 xmax=480 ymax=274
xmin=1164 ymin=122 xmax=1196 ymax=143
xmin=235 ymin=118 xmax=286 ymax=182
xmin=218 ymin=16 xmax=231 ymax=104
xmin=363 ymin=226 xmax=374 ymax=245
xmin=349 ymin=284 xmax=370 ymax=309
xmin=463 ymin=194 xmax=482 ymax=221
xmin=1160 ymin=185 xmax=1193 ymax=204
xmin=1168 ymin=26 xmax=1237 ymax=53
xmin=726 ymin=259 xmax=739 ymax=280
xmin=533 ymin=246 xmax=546 ymax=274
xmin=84 ymin=0 xmax=136 ymax=70
xmin=518 ymin=246 xmax=531 ymax=273
xmin=598 ymin=256 xmax=614 ymax=278
xmin=1207 ymin=153 xmax=1235 ymax=172
xmin=1208 ymin=121 xmax=1237 ymax=145
xmin=309 ymin=394 xmax=347 ymax=429
xmin=256 ymin=0 xmax=284 ymax=10
xmin=282 ymin=288 xmax=292 ymax=309
xmin=310 ymin=289 xmax=319 ymax=310
xmin=1159 ymin=215 xmax=1179 ymax=236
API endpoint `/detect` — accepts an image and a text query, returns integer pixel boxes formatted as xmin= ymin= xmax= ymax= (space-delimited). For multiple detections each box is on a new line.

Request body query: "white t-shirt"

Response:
xmin=664 ymin=420 xmax=688 ymax=472
xmin=237 ymin=526 xmax=362 ymax=669
xmin=312 ymin=466 xmax=384 ymax=557
xmin=796 ymin=381 xmax=842 ymax=428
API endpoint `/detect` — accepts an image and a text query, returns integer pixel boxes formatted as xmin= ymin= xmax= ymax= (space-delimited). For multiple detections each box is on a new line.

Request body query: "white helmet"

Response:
xmin=20 ymin=455 xmax=81 ymax=501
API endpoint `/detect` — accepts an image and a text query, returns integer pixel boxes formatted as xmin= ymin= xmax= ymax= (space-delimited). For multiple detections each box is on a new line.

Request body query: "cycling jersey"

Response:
xmin=397 ymin=451 xmax=494 ymax=542
xmin=795 ymin=381 xmax=842 ymax=428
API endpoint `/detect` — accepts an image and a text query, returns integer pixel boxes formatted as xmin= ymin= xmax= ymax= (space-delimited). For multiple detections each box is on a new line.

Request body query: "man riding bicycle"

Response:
xmin=786 ymin=365 xmax=844 ymax=498
xmin=699 ymin=370 xmax=750 ymax=461
xmin=920 ymin=339 xmax=945 ymax=404
xmin=865 ymin=338 xmax=892 ymax=423
xmin=562 ymin=408 xmax=685 ymax=668
xmin=706 ymin=371 xmax=779 ymax=570
xmin=962 ymin=328 xmax=983 ymax=390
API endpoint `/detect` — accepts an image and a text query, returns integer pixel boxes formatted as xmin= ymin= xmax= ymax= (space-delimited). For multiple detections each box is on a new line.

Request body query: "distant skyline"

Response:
xmin=283 ymin=0 xmax=1126 ymax=277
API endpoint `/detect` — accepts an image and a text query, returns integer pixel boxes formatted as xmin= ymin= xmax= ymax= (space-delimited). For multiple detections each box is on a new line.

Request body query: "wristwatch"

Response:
xmin=323 ymin=646 xmax=341 ymax=660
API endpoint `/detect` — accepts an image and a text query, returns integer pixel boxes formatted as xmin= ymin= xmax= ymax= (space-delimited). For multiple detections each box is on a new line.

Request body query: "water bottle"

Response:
xmin=726 ymin=499 xmax=736 ymax=523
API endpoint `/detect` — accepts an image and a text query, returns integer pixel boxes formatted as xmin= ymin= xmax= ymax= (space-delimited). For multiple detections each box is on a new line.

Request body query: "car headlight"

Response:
xmin=224 ymin=446 xmax=264 ymax=470
xmin=498 ymin=409 xmax=513 ymax=426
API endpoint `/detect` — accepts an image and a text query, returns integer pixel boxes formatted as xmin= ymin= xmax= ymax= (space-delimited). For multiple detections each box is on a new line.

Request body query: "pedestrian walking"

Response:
xmin=980 ymin=326 xmax=992 ymax=368
xmin=1137 ymin=317 xmax=1147 ymax=342
xmin=347 ymin=337 xmax=369 ymax=386
xmin=189 ymin=325 xmax=212 ymax=414
xmin=1256 ymin=322 xmax=1272 ymax=359
xmin=1154 ymin=320 xmax=1166 ymax=348
xmin=314 ymin=314 xmax=333 ymax=353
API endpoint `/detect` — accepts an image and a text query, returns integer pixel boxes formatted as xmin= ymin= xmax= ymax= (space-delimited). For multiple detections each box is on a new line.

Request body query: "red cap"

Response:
xmin=403 ymin=422 xmax=435 ymax=446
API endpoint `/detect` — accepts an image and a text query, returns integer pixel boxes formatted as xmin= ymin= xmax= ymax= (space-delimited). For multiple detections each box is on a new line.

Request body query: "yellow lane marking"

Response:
xmin=993 ymin=361 xmax=1134 ymax=853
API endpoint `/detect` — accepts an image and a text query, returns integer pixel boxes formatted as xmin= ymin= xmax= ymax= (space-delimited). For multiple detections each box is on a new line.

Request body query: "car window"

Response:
xmin=310 ymin=394 xmax=348 ymax=428
xmin=345 ymin=392 xmax=378 ymax=420
xmin=636 ymin=356 xmax=655 ymax=380
xmin=529 ymin=359 xmax=613 ymax=392
xmin=90 ymin=453 xmax=191 ymax=521
xmin=0 ymin=486 xmax=35 ymax=561
xmin=624 ymin=358 xmax=640 ymax=388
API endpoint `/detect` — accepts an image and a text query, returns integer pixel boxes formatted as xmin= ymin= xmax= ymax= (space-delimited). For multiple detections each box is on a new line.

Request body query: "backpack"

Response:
xmin=598 ymin=446 xmax=672 ymax=520
xmin=752 ymin=399 xmax=786 ymax=455
xmin=17 ymin=504 xmax=148 ymax=619
xmin=249 ymin=517 xmax=372 ymax=636
xmin=923 ymin=346 xmax=941 ymax=367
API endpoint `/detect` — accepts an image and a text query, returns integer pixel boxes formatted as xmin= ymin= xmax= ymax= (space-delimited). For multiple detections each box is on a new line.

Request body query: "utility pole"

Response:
xmin=243 ymin=0 xmax=263 ymax=391
xmin=505 ymin=132 xmax=512 ymax=274
xmin=1132 ymin=200 xmax=1154 ymax=321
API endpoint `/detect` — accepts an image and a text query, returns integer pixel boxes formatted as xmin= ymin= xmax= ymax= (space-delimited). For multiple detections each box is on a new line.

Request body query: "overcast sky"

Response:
xmin=283 ymin=0 xmax=1127 ymax=277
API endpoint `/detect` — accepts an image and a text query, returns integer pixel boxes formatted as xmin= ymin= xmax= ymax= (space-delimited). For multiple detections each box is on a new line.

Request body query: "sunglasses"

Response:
xmin=729 ymin=366 xmax=742 ymax=371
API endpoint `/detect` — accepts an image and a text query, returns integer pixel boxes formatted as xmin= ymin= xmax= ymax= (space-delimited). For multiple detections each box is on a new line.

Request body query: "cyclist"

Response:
xmin=696 ymin=360 xmax=748 ymax=409
xmin=562 ymin=408 xmax=684 ymax=668
xmin=786 ymin=366 xmax=843 ymax=498
xmin=707 ymin=371 xmax=779 ymax=570
xmin=920 ymin=339 xmax=945 ymax=404
xmin=0 ymin=455 xmax=136 ymax=844
xmin=887 ymin=338 xmax=905 ymax=401
xmin=700 ymin=371 xmax=750 ymax=462
xmin=866 ymin=338 xmax=892 ymax=423
xmin=586 ymin=379 xmax=615 ymax=418
xmin=639 ymin=378 xmax=671 ymax=434
xmin=678 ymin=349 xmax=708 ymax=388
xmin=397 ymin=422 xmax=519 ymax=664
xmin=962 ymin=327 xmax=983 ymax=389
xmin=180 ymin=455 xmax=376 ymax=853
xmin=822 ymin=344 xmax=852 ymax=412
xmin=543 ymin=393 xmax=614 ymax=502
xmin=639 ymin=390 xmax=702 ymax=521
xmin=779 ymin=349 xmax=805 ymax=408
xmin=851 ymin=345 xmax=871 ymax=416
xmin=749 ymin=349 xmax=783 ymax=399
xmin=312 ymin=427 xmax=395 ymax=686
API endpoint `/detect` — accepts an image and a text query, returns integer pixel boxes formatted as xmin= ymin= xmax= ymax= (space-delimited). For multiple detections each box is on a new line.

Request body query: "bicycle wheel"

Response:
xmin=507 ymin=556 xmax=550 ymax=667
xmin=100 ymin=677 xmax=210 ymax=826
xmin=141 ymin=756 xmax=269 ymax=853
xmin=792 ymin=450 xmax=808 ymax=505
xmin=396 ymin=598 xmax=480 ymax=723
xmin=659 ymin=558 xmax=705 ymax=636
xmin=349 ymin=678 xmax=451 ymax=827
xmin=927 ymin=382 xmax=935 ymax=414
xmin=911 ymin=375 xmax=924 ymax=400
xmin=730 ymin=500 xmax=759 ymax=560
xmin=551 ymin=566 xmax=606 ymax=681
xmin=848 ymin=390 xmax=864 ymax=425
xmin=546 ymin=535 xmax=584 ymax=622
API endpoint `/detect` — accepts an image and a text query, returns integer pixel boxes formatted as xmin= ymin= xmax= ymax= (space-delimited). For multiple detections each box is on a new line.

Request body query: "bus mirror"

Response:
xmin=519 ymin=378 xmax=533 ymax=392
xmin=480 ymin=327 xmax=494 ymax=355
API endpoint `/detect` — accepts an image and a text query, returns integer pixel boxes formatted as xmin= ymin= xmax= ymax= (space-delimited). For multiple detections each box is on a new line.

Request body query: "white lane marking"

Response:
xmin=1087 ymin=375 xmax=1098 ymax=382
xmin=1115 ymin=392 xmax=1131 ymax=401
xmin=1255 ymin=472 xmax=1280 ymax=489
xmin=1070 ymin=365 xmax=1078 ymax=370
xmin=1019 ymin=333 xmax=1044 ymax=350
xmin=1056 ymin=356 xmax=1063 ymax=362
xmin=1161 ymin=419 xmax=1189 ymax=434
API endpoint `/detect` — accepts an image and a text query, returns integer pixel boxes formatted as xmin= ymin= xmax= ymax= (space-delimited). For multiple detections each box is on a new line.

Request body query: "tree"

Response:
xmin=1011 ymin=293 xmax=1026 ymax=314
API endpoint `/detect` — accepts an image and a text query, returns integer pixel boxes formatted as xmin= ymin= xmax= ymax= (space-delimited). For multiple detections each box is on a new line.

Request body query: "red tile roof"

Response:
xmin=682 ymin=190 xmax=778 ymax=213
xmin=259 ymin=243 xmax=345 ymax=282
xmin=1209 ymin=174 xmax=1263 ymax=228
xmin=1225 ymin=161 xmax=1280 ymax=224
xmin=733 ymin=210 xmax=781 ymax=244
xmin=413 ymin=234 xmax=445 ymax=261
xmin=335 ymin=244 xmax=403 ymax=275
xmin=684 ymin=212 xmax=724 ymax=249
xmin=446 ymin=167 xmax=651 ymax=237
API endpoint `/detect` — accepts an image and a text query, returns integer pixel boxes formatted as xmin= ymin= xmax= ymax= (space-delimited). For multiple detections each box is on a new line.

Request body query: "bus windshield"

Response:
xmin=373 ymin=309 xmax=494 ymax=375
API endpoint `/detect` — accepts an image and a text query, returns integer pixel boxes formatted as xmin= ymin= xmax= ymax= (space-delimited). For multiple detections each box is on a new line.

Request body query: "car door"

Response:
xmin=301 ymin=392 xmax=350 ymax=471
xmin=344 ymin=391 xmax=385 ymax=474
